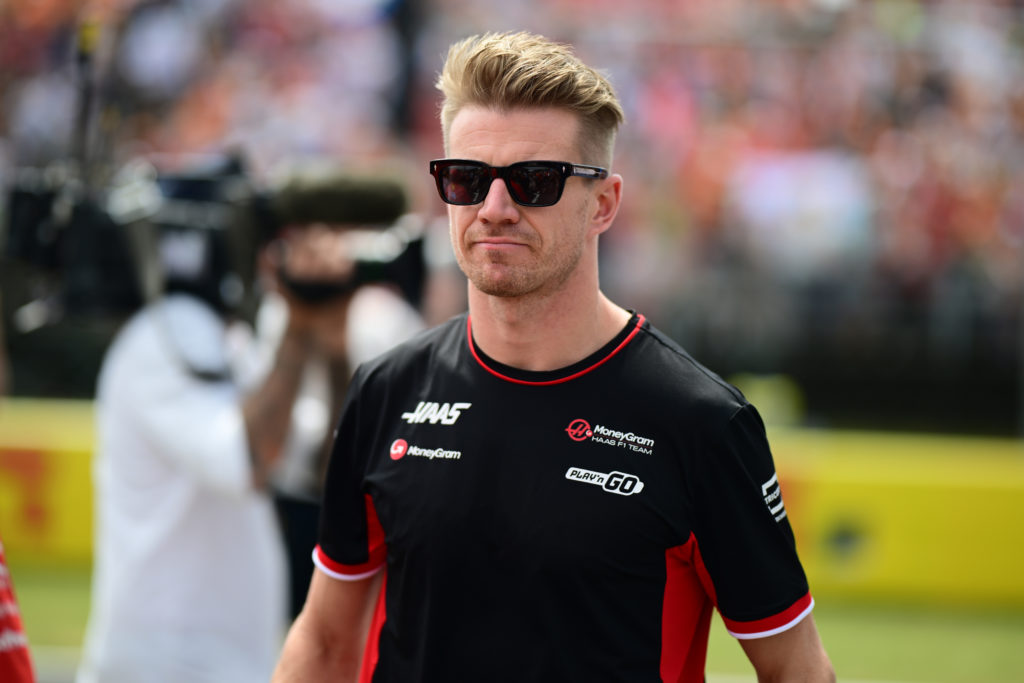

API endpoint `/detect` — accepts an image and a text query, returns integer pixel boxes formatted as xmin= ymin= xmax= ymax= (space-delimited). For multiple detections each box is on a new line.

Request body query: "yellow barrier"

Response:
xmin=772 ymin=428 xmax=1024 ymax=608
xmin=1 ymin=397 xmax=1023 ymax=607
xmin=0 ymin=398 xmax=94 ymax=565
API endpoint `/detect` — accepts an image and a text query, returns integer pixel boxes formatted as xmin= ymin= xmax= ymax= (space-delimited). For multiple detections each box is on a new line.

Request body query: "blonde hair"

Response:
xmin=436 ymin=31 xmax=625 ymax=166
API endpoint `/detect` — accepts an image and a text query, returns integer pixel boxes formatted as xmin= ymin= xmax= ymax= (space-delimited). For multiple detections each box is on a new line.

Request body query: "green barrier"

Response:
xmin=2 ymin=398 xmax=1023 ymax=607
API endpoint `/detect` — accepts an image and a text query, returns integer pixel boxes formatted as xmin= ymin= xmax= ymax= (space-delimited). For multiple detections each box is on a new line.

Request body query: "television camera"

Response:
xmin=2 ymin=16 xmax=424 ymax=333
xmin=2 ymin=151 xmax=428 ymax=330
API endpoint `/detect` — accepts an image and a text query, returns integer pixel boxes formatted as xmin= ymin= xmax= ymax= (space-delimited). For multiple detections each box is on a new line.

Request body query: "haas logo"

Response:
xmin=401 ymin=401 xmax=471 ymax=426
xmin=565 ymin=419 xmax=593 ymax=441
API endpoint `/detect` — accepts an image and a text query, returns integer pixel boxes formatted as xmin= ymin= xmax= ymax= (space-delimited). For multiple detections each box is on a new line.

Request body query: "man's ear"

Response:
xmin=589 ymin=173 xmax=623 ymax=237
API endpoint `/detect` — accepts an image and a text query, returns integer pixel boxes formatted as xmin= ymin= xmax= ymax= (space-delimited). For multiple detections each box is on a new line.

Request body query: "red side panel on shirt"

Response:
xmin=660 ymin=534 xmax=814 ymax=681
xmin=660 ymin=536 xmax=714 ymax=683
xmin=356 ymin=497 xmax=387 ymax=683
xmin=358 ymin=572 xmax=387 ymax=683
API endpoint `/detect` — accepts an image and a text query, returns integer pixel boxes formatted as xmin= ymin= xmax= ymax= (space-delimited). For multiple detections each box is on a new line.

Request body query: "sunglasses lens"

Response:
xmin=432 ymin=161 xmax=575 ymax=207
xmin=440 ymin=164 xmax=488 ymax=205
xmin=507 ymin=165 xmax=563 ymax=207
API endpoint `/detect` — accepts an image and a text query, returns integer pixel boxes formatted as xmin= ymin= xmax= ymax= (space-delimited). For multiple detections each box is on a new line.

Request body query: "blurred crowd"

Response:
xmin=2 ymin=0 xmax=1023 ymax=431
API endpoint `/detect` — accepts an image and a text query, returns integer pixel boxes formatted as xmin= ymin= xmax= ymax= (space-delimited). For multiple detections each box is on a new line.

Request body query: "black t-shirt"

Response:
xmin=317 ymin=312 xmax=812 ymax=682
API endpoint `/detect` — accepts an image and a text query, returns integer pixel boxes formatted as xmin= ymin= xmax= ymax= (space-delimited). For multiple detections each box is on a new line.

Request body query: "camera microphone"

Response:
xmin=270 ymin=168 xmax=409 ymax=228
xmin=264 ymin=166 xmax=425 ymax=308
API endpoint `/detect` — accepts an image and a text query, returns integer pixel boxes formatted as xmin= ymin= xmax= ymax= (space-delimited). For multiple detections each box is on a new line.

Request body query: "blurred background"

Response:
xmin=1 ymin=0 xmax=1023 ymax=681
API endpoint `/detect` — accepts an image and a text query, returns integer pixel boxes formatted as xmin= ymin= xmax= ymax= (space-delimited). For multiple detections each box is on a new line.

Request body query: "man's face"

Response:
xmin=445 ymin=106 xmax=598 ymax=299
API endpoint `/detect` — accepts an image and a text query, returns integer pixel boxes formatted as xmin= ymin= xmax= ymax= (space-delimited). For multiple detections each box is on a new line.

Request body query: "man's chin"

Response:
xmin=462 ymin=263 xmax=528 ymax=298
xmin=469 ymin=272 xmax=535 ymax=298
xmin=472 ymin=281 xmax=526 ymax=298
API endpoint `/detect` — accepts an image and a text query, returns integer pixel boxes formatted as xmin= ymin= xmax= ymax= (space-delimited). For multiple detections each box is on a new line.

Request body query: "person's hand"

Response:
xmin=263 ymin=225 xmax=356 ymax=356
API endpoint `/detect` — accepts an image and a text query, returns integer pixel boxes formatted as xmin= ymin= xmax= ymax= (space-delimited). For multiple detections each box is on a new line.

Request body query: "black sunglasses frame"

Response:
xmin=429 ymin=159 xmax=609 ymax=208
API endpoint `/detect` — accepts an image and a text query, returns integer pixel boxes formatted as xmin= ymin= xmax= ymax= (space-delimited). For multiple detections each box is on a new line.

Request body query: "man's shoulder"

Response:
xmin=103 ymin=295 xmax=230 ymax=379
xmin=632 ymin=319 xmax=748 ymax=414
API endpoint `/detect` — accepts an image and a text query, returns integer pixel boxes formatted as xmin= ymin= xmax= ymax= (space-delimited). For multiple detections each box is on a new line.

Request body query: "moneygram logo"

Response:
xmin=389 ymin=438 xmax=461 ymax=462
xmin=563 ymin=418 xmax=655 ymax=455
xmin=390 ymin=439 xmax=408 ymax=460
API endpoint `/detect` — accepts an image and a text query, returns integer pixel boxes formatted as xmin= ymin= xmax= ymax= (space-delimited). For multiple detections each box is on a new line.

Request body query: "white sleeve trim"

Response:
xmin=312 ymin=548 xmax=385 ymax=582
xmin=728 ymin=597 xmax=815 ymax=640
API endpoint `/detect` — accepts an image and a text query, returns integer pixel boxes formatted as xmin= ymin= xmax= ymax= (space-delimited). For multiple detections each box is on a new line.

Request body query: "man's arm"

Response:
xmin=739 ymin=614 xmax=835 ymax=683
xmin=243 ymin=227 xmax=354 ymax=488
xmin=242 ymin=319 xmax=315 ymax=488
xmin=272 ymin=568 xmax=382 ymax=682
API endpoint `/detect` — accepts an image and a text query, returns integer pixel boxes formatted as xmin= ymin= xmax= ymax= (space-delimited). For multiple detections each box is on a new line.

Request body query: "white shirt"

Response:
xmin=77 ymin=294 xmax=286 ymax=683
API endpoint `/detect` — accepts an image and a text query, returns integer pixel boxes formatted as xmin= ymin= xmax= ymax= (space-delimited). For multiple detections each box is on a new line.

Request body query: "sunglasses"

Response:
xmin=429 ymin=159 xmax=608 ymax=208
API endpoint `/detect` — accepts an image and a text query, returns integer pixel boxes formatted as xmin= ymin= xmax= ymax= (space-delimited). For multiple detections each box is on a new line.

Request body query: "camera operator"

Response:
xmin=75 ymin=227 xmax=312 ymax=683
xmin=73 ymin=158 xmax=426 ymax=683
xmin=254 ymin=223 xmax=424 ymax=622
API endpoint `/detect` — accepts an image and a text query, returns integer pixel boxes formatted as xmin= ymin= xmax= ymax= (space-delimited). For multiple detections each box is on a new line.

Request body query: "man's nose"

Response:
xmin=477 ymin=178 xmax=520 ymax=221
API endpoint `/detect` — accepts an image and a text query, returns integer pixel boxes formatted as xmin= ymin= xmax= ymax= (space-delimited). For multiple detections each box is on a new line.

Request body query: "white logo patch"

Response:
xmin=401 ymin=401 xmax=472 ymax=425
xmin=389 ymin=438 xmax=462 ymax=461
xmin=565 ymin=467 xmax=645 ymax=496
xmin=762 ymin=472 xmax=787 ymax=522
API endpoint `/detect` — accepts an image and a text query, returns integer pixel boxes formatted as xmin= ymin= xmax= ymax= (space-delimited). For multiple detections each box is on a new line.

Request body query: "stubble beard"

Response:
xmin=460 ymin=233 xmax=587 ymax=299
xmin=456 ymin=200 xmax=592 ymax=299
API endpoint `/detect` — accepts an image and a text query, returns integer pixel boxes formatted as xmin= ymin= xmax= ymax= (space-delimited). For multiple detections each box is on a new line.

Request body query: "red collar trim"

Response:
xmin=466 ymin=313 xmax=645 ymax=386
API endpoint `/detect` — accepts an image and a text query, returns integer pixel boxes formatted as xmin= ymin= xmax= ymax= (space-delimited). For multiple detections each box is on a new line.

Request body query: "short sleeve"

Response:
xmin=315 ymin=365 xmax=387 ymax=579
xmin=689 ymin=403 xmax=812 ymax=638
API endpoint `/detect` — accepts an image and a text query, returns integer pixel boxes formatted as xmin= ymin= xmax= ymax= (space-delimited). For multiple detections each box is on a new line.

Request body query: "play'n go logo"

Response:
xmin=565 ymin=467 xmax=644 ymax=496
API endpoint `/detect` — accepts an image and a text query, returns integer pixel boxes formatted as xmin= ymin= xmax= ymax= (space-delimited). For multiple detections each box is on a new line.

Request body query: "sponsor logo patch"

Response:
xmin=389 ymin=438 xmax=462 ymax=461
xmin=565 ymin=467 xmax=645 ymax=496
xmin=564 ymin=418 xmax=655 ymax=454
xmin=762 ymin=472 xmax=787 ymax=522
xmin=401 ymin=401 xmax=471 ymax=425
xmin=390 ymin=439 xmax=408 ymax=460
xmin=565 ymin=419 xmax=593 ymax=441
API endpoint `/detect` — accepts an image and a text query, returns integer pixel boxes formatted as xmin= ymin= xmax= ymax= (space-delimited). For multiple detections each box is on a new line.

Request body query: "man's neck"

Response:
xmin=467 ymin=286 xmax=631 ymax=372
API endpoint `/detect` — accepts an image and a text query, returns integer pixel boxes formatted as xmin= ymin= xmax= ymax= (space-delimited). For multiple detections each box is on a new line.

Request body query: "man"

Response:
xmin=273 ymin=31 xmax=835 ymax=682
xmin=76 ymin=223 xmax=359 ymax=683
xmin=260 ymin=230 xmax=425 ymax=621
